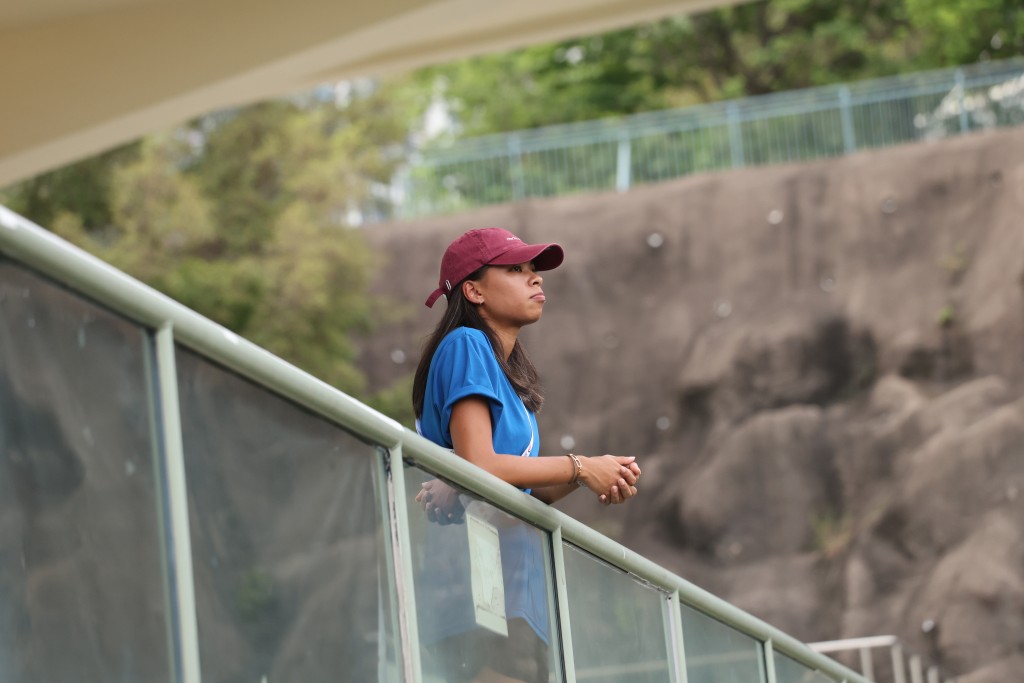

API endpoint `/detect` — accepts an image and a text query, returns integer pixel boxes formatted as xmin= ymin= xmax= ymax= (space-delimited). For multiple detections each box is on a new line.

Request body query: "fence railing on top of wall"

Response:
xmin=394 ymin=58 xmax=1024 ymax=219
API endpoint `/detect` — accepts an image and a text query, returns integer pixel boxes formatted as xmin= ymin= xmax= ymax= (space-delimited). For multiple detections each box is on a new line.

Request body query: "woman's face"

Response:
xmin=470 ymin=261 xmax=546 ymax=330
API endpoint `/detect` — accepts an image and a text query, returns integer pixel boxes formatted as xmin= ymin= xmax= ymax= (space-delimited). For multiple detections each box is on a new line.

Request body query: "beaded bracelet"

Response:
xmin=568 ymin=453 xmax=583 ymax=487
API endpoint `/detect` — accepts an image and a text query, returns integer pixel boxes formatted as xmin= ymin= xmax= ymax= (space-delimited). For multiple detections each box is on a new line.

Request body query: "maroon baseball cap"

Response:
xmin=425 ymin=228 xmax=564 ymax=307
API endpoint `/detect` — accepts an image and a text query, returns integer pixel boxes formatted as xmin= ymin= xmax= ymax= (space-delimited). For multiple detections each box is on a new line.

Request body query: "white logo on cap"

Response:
xmin=507 ymin=237 xmax=521 ymax=241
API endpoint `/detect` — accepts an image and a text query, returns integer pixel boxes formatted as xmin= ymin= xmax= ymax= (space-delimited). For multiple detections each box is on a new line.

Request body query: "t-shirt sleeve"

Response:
xmin=430 ymin=330 xmax=505 ymax=443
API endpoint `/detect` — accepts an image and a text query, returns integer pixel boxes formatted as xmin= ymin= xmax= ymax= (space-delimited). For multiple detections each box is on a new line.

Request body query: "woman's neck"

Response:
xmin=481 ymin=318 xmax=519 ymax=360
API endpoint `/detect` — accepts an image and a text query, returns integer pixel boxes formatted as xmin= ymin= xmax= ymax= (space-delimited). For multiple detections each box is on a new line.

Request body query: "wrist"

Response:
xmin=567 ymin=453 xmax=584 ymax=487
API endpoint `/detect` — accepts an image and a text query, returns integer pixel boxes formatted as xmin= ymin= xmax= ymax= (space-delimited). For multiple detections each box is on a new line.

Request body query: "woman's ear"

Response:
xmin=462 ymin=279 xmax=484 ymax=305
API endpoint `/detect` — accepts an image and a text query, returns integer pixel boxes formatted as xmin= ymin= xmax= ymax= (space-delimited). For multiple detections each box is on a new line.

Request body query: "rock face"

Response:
xmin=362 ymin=125 xmax=1024 ymax=681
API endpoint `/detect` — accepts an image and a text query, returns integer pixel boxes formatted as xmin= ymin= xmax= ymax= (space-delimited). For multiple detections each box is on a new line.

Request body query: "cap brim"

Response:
xmin=488 ymin=243 xmax=564 ymax=271
xmin=424 ymin=287 xmax=445 ymax=308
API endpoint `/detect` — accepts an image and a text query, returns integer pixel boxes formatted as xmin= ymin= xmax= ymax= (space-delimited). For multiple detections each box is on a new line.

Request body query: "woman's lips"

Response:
xmin=531 ymin=293 xmax=546 ymax=302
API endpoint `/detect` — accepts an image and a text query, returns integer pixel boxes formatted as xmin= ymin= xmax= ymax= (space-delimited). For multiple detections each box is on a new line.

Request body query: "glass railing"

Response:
xmin=0 ymin=203 xmax=872 ymax=683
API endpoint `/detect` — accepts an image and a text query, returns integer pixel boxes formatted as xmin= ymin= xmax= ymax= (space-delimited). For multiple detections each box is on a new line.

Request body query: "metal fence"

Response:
xmin=396 ymin=58 xmax=1024 ymax=218
xmin=809 ymin=636 xmax=950 ymax=683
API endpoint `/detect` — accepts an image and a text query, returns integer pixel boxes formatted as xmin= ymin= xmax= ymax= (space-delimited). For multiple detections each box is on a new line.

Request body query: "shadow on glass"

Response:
xmin=680 ymin=603 xmax=766 ymax=683
xmin=175 ymin=347 xmax=400 ymax=683
xmin=774 ymin=651 xmax=836 ymax=683
xmin=0 ymin=259 xmax=172 ymax=682
xmin=562 ymin=544 xmax=674 ymax=683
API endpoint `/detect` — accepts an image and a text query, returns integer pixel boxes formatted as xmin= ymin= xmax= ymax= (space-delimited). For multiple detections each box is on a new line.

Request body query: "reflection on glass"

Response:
xmin=774 ymin=651 xmax=835 ymax=683
xmin=0 ymin=258 xmax=171 ymax=682
xmin=405 ymin=465 xmax=560 ymax=683
xmin=562 ymin=544 xmax=673 ymax=683
xmin=176 ymin=348 xmax=398 ymax=683
xmin=680 ymin=603 xmax=765 ymax=683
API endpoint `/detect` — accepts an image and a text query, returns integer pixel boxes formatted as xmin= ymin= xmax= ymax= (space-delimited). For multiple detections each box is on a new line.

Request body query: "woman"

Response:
xmin=412 ymin=227 xmax=641 ymax=683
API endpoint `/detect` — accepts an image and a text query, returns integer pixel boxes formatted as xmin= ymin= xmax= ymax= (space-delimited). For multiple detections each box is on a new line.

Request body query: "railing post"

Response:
xmin=839 ymin=85 xmax=857 ymax=153
xmin=764 ymin=639 xmax=778 ymax=683
xmin=375 ymin=446 xmax=404 ymax=683
xmin=727 ymin=102 xmax=745 ymax=168
xmin=551 ymin=528 xmax=579 ymax=683
xmin=670 ymin=592 xmax=689 ymax=683
xmin=891 ymin=644 xmax=907 ymax=683
xmin=859 ymin=647 xmax=875 ymax=681
xmin=508 ymin=133 xmax=526 ymax=201
xmin=926 ymin=666 xmax=940 ymax=683
xmin=910 ymin=655 xmax=924 ymax=683
xmin=955 ymin=69 xmax=968 ymax=134
xmin=616 ymin=128 xmax=632 ymax=192
xmin=384 ymin=444 xmax=424 ymax=683
xmin=152 ymin=323 xmax=202 ymax=683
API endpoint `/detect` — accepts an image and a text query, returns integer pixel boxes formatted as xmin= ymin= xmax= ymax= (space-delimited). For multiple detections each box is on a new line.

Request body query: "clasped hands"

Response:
xmin=416 ymin=478 xmax=468 ymax=525
xmin=584 ymin=454 xmax=641 ymax=506
xmin=415 ymin=454 xmax=642 ymax=525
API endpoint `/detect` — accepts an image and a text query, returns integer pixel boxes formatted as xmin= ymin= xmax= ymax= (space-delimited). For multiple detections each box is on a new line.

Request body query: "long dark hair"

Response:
xmin=413 ymin=266 xmax=544 ymax=419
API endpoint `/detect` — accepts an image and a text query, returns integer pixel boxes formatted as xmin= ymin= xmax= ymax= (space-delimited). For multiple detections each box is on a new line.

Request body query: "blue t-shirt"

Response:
xmin=417 ymin=327 xmax=549 ymax=645
xmin=419 ymin=327 xmax=539 ymax=465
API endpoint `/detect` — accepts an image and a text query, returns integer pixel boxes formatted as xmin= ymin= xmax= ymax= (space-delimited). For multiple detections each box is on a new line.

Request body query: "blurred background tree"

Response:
xmin=2 ymin=80 xmax=420 ymax=406
xmin=420 ymin=0 xmax=1023 ymax=135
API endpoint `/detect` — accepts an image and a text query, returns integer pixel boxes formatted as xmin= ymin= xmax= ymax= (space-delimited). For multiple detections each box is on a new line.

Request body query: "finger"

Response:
xmin=619 ymin=468 xmax=638 ymax=486
xmin=599 ymin=493 xmax=610 ymax=506
xmin=618 ymin=479 xmax=635 ymax=499
xmin=609 ymin=486 xmax=622 ymax=505
xmin=628 ymin=462 xmax=642 ymax=477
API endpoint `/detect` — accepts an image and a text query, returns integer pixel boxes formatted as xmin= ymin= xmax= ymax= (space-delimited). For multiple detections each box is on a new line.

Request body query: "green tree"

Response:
xmin=11 ymin=78 xmax=422 ymax=403
xmin=905 ymin=0 xmax=1024 ymax=66
xmin=0 ymin=142 xmax=140 ymax=234
xmin=418 ymin=0 xmax=1023 ymax=137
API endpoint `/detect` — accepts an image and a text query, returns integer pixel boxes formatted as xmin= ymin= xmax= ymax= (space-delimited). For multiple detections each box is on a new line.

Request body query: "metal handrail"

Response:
xmin=1 ymin=203 xmax=873 ymax=683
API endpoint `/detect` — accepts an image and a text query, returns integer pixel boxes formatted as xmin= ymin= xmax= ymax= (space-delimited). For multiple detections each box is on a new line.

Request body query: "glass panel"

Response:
xmin=176 ymin=347 xmax=399 ymax=683
xmin=562 ymin=544 xmax=673 ymax=683
xmin=680 ymin=603 xmax=766 ymax=683
xmin=0 ymin=258 xmax=172 ymax=682
xmin=404 ymin=464 xmax=560 ymax=683
xmin=774 ymin=651 xmax=835 ymax=683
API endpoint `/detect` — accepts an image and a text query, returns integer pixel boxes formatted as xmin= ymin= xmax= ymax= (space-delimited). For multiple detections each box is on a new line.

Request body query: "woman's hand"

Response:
xmin=415 ymin=479 xmax=465 ymax=525
xmin=579 ymin=455 xmax=641 ymax=505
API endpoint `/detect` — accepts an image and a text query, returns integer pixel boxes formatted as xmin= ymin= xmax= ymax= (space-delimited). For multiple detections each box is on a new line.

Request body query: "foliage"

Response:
xmin=419 ymin=0 xmax=1024 ymax=137
xmin=366 ymin=374 xmax=416 ymax=429
xmin=905 ymin=0 xmax=1024 ymax=66
xmin=0 ymin=142 xmax=141 ymax=233
xmin=4 ymin=80 xmax=420 ymax=400
xmin=811 ymin=509 xmax=854 ymax=559
xmin=936 ymin=304 xmax=956 ymax=328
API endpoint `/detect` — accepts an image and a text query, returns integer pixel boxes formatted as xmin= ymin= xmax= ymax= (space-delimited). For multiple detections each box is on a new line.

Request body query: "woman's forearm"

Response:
xmin=531 ymin=481 xmax=580 ymax=505
xmin=450 ymin=397 xmax=638 ymax=499
xmin=467 ymin=450 xmax=578 ymax=489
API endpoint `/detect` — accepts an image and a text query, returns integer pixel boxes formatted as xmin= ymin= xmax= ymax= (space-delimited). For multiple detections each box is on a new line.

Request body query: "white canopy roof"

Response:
xmin=0 ymin=0 xmax=733 ymax=188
